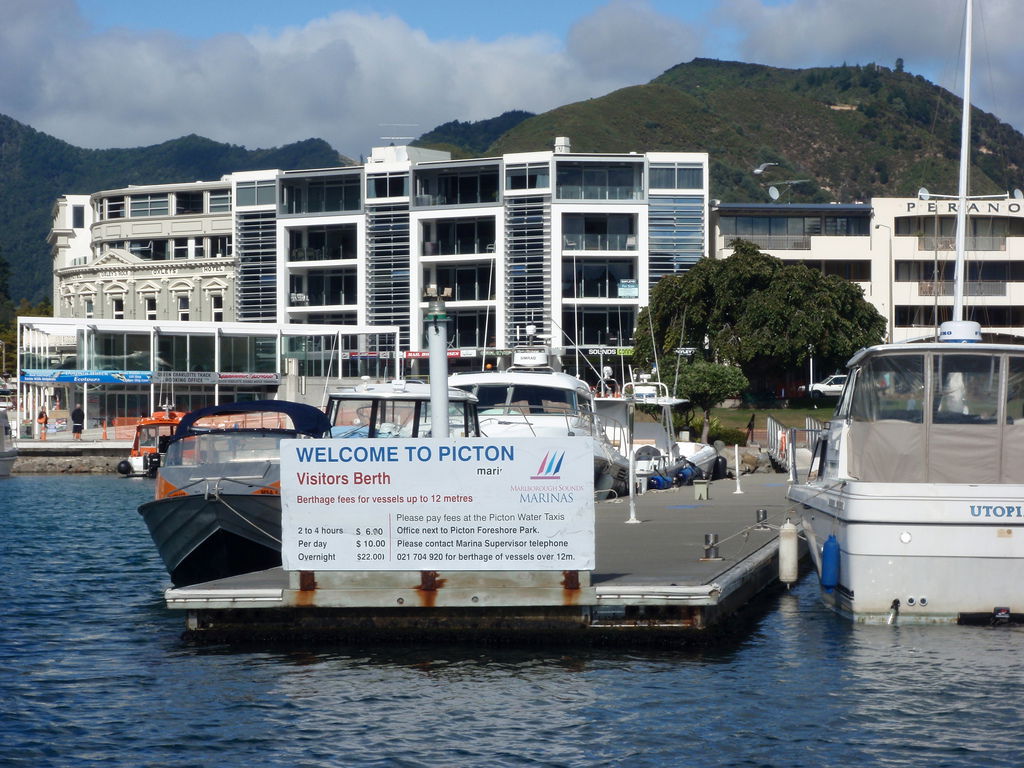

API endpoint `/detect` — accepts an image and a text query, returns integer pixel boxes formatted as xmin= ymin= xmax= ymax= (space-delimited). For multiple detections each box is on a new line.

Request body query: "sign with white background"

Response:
xmin=281 ymin=438 xmax=594 ymax=571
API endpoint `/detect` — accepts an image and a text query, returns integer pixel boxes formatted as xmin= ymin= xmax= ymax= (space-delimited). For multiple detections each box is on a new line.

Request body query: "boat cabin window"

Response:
xmin=165 ymin=431 xmax=295 ymax=466
xmin=932 ymin=354 xmax=1001 ymax=424
xmin=1008 ymin=357 xmax=1024 ymax=423
xmin=329 ymin=397 xmax=475 ymax=438
xmin=468 ymin=384 xmax=577 ymax=415
xmin=850 ymin=354 xmax=924 ymax=423
xmin=137 ymin=425 xmax=171 ymax=450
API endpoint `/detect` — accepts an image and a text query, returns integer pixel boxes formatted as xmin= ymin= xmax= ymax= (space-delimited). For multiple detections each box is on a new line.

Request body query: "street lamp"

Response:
xmin=875 ymin=223 xmax=894 ymax=342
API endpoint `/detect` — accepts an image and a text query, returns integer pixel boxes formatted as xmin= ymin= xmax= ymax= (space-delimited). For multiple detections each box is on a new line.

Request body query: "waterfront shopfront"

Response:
xmin=15 ymin=317 xmax=398 ymax=437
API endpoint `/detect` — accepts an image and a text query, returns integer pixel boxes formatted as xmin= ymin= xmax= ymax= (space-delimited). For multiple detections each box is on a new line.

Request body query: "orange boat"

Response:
xmin=116 ymin=408 xmax=186 ymax=478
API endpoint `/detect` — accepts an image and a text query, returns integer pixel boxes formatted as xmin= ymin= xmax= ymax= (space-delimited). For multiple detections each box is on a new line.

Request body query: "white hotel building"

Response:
xmin=715 ymin=195 xmax=1024 ymax=343
xmin=49 ymin=139 xmax=710 ymax=372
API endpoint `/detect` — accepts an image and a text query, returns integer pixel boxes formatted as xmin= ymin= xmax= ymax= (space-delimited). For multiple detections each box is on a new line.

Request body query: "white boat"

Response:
xmin=0 ymin=409 xmax=17 ymax=477
xmin=450 ymin=349 xmax=631 ymax=499
xmin=451 ymin=351 xmax=719 ymax=498
xmin=595 ymin=376 xmax=720 ymax=490
xmin=788 ymin=0 xmax=1024 ymax=624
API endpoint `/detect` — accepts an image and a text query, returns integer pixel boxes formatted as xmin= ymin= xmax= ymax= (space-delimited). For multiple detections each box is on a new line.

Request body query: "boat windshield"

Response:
xmin=136 ymin=424 xmax=175 ymax=451
xmin=329 ymin=397 xmax=474 ymax=438
xmin=470 ymin=384 xmax=577 ymax=416
xmin=850 ymin=354 xmax=925 ymax=423
xmin=849 ymin=351 xmax=1012 ymax=425
xmin=844 ymin=350 xmax=1024 ymax=484
xmin=164 ymin=430 xmax=299 ymax=466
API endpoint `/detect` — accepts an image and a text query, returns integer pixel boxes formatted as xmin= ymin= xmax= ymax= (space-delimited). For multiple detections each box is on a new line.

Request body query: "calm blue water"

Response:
xmin=1 ymin=474 xmax=1021 ymax=768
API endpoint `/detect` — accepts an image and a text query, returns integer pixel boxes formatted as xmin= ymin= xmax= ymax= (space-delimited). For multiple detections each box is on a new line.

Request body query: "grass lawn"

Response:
xmin=708 ymin=397 xmax=839 ymax=431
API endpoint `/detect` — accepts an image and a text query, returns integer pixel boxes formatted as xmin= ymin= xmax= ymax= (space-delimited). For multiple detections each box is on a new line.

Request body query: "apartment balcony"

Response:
xmin=422 ymin=241 xmax=496 ymax=257
xmin=555 ymin=185 xmax=643 ymax=201
xmin=562 ymin=233 xmax=637 ymax=251
xmin=916 ymin=281 xmax=1007 ymax=297
xmin=289 ymin=247 xmax=352 ymax=262
xmin=917 ymin=235 xmax=1007 ymax=252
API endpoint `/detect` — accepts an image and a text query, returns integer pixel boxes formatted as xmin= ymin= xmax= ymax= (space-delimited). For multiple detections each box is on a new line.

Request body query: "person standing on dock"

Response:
xmin=37 ymin=408 xmax=48 ymax=440
xmin=71 ymin=404 xmax=85 ymax=440
xmin=745 ymin=413 xmax=756 ymax=444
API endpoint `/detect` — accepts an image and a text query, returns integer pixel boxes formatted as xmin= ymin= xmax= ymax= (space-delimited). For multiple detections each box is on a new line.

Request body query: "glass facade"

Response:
xmin=648 ymin=196 xmax=704 ymax=283
xmin=555 ymin=162 xmax=643 ymax=201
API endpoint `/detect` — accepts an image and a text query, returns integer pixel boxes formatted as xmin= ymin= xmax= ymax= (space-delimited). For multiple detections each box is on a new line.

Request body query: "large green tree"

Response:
xmin=634 ymin=240 xmax=886 ymax=389
xmin=674 ymin=360 xmax=749 ymax=443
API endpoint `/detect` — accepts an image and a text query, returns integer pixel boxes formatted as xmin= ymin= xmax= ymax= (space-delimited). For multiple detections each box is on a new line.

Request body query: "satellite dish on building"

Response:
xmin=768 ymin=186 xmax=780 ymax=201
xmin=918 ymin=187 xmax=931 ymax=200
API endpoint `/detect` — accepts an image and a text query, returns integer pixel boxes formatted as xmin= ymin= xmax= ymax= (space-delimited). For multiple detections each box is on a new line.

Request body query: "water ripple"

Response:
xmin=1 ymin=475 xmax=1021 ymax=767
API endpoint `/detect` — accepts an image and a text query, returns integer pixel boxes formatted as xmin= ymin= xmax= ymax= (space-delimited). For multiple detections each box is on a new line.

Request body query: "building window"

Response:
xmin=104 ymin=197 xmax=125 ymax=219
xmin=209 ymin=236 xmax=230 ymax=258
xmin=145 ymin=297 xmax=157 ymax=321
xmin=209 ymin=189 xmax=232 ymax=212
xmin=72 ymin=205 xmax=85 ymax=228
xmin=556 ymin=162 xmax=643 ymax=201
xmin=211 ymin=295 xmax=224 ymax=322
xmin=129 ymin=193 xmax=169 ymax=217
xmin=288 ymin=224 xmax=357 ymax=261
xmin=650 ymin=164 xmax=703 ymax=190
xmin=506 ymin=163 xmax=550 ymax=190
xmin=414 ymin=168 xmax=499 ymax=206
xmin=177 ymin=295 xmax=190 ymax=322
xmin=562 ymin=213 xmax=636 ymax=250
xmin=175 ymin=191 xmax=204 ymax=215
xmin=173 ymin=238 xmax=189 ymax=259
xmin=367 ymin=173 xmax=409 ymax=199
xmin=430 ymin=263 xmax=496 ymax=301
xmin=561 ymin=306 xmax=636 ymax=346
xmin=236 ymin=180 xmax=276 ymax=206
xmin=282 ymin=175 xmax=361 ymax=214
xmin=129 ymin=240 xmax=169 ymax=260
xmin=84 ymin=298 xmax=94 ymax=318
xmin=423 ymin=217 xmax=496 ymax=256
xmin=112 ymin=297 xmax=124 ymax=319
xmin=562 ymin=258 xmax=636 ymax=298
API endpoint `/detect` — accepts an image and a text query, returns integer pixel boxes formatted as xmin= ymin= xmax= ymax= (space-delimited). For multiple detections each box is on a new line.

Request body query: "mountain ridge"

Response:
xmin=3 ymin=57 xmax=1023 ymax=304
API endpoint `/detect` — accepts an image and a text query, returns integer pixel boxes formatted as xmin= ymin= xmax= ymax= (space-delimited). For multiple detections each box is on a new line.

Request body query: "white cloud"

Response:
xmin=717 ymin=0 xmax=1024 ymax=131
xmin=566 ymin=0 xmax=701 ymax=81
xmin=0 ymin=0 xmax=1019 ymax=160
xmin=0 ymin=1 xmax=689 ymax=158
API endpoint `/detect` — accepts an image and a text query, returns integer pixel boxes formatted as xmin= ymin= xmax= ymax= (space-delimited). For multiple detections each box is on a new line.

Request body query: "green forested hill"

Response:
xmin=0 ymin=116 xmax=346 ymax=303
xmin=4 ymin=58 xmax=1024 ymax=306
xmin=478 ymin=58 xmax=1024 ymax=204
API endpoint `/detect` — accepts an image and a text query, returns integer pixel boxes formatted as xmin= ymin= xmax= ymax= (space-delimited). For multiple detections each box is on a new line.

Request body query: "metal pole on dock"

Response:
xmin=733 ymin=443 xmax=743 ymax=494
xmin=426 ymin=296 xmax=450 ymax=439
xmin=625 ymin=445 xmax=641 ymax=524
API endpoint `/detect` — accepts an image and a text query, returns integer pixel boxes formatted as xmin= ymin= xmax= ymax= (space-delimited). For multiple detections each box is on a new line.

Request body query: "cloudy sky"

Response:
xmin=2 ymin=0 xmax=1020 ymax=159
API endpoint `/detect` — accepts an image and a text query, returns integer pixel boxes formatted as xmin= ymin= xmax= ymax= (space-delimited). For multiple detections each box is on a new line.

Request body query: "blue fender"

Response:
xmin=820 ymin=534 xmax=840 ymax=592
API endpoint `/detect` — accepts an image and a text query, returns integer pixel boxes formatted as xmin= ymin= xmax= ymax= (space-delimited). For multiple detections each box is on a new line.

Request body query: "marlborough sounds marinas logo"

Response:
xmin=530 ymin=450 xmax=565 ymax=480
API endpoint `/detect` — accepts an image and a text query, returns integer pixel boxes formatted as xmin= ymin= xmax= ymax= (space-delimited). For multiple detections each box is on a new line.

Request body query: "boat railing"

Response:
xmin=595 ymin=411 xmax=630 ymax=456
xmin=765 ymin=415 xmax=826 ymax=479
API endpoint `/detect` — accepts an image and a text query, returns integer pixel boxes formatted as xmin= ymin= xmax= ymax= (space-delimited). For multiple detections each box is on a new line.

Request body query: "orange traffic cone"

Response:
xmin=102 ymin=421 xmax=108 ymax=440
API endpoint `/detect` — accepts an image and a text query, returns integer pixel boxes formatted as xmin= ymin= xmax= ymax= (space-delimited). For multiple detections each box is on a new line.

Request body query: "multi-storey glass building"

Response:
xmin=37 ymin=139 xmax=709 ymax=425
xmin=275 ymin=141 xmax=710 ymax=368
xmin=51 ymin=140 xmax=710 ymax=366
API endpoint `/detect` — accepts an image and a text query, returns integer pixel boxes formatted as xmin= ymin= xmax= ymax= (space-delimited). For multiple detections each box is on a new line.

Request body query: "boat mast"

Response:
xmin=953 ymin=0 xmax=973 ymax=323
